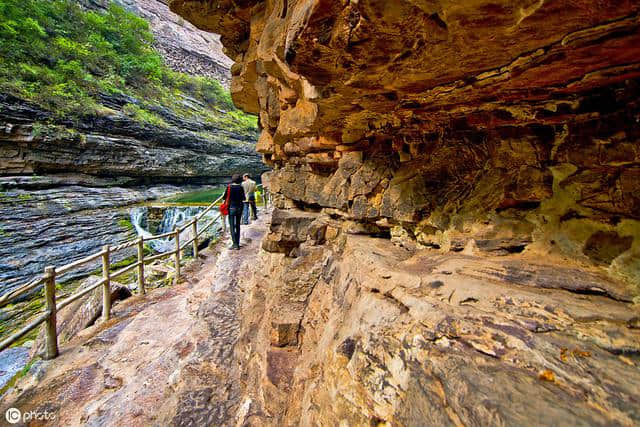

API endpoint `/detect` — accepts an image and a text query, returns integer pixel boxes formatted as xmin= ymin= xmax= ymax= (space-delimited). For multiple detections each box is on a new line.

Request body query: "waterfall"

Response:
xmin=158 ymin=207 xmax=202 ymax=234
xmin=130 ymin=206 xmax=223 ymax=253
xmin=130 ymin=207 xmax=152 ymax=239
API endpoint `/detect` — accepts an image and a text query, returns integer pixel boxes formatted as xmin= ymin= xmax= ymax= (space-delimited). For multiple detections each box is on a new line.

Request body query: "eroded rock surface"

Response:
xmin=0 ymin=94 xmax=262 ymax=182
xmin=0 ymin=217 xmax=270 ymax=426
xmin=236 ymin=209 xmax=640 ymax=425
xmin=30 ymin=278 xmax=132 ymax=359
xmin=171 ymin=0 xmax=640 ymax=292
xmin=166 ymin=1 xmax=640 ymax=425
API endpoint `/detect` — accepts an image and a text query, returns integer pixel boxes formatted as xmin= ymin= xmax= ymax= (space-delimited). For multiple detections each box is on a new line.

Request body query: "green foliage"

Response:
xmin=0 ymin=0 xmax=257 ymax=134
xmin=0 ymin=0 xmax=160 ymax=115
xmin=30 ymin=122 xmax=83 ymax=141
xmin=193 ymin=76 xmax=234 ymax=110
xmin=109 ymin=254 xmax=137 ymax=271
xmin=122 ymin=104 xmax=168 ymax=127
xmin=117 ymin=218 xmax=135 ymax=231
xmin=162 ymin=187 xmax=226 ymax=204
xmin=0 ymin=192 xmax=32 ymax=203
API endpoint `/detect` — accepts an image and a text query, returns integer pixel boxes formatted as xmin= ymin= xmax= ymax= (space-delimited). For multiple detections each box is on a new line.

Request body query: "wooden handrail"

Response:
xmin=110 ymin=261 xmax=141 ymax=280
xmin=57 ymin=277 xmax=106 ymax=311
xmin=0 ymin=276 xmax=44 ymax=308
xmin=56 ymin=250 xmax=107 ymax=276
xmin=144 ymin=251 xmax=176 ymax=263
xmin=110 ymin=239 xmax=139 ymax=252
xmin=195 ymin=192 xmax=226 ymax=220
xmin=0 ymin=182 xmax=272 ymax=357
xmin=144 ymin=229 xmax=175 ymax=240
xmin=0 ymin=312 xmax=50 ymax=353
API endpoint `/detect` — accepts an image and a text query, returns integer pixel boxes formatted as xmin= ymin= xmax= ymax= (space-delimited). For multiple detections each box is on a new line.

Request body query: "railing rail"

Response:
xmin=0 ymin=184 xmax=269 ymax=358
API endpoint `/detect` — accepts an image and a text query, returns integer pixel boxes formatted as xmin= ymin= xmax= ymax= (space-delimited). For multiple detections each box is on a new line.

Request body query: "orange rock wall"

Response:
xmin=171 ymin=0 xmax=640 ymax=291
xmin=170 ymin=3 xmax=640 ymax=424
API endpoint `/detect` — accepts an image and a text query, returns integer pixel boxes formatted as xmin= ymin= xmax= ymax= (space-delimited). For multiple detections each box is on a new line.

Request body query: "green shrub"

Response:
xmin=117 ymin=218 xmax=135 ymax=231
xmin=123 ymin=103 xmax=168 ymax=127
xmin=0 ymin=0 xmax=257 ymax=131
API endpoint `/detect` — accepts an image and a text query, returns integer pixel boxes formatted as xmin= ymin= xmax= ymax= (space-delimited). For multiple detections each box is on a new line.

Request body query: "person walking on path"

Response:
xmin=223 ymin=174 xmax=246 ymax=250
xmin=242 ymin=173 xmax=258 ymax=223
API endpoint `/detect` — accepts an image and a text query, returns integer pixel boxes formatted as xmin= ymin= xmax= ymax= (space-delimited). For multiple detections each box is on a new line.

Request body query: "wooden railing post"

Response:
xmin=43 ymin=266 xmax=58 ymax=359
xmin=102 ymin=245 xmax=111 ymax=322
xmin=192 ymin=219 xmax=199 ymax=258
xmin=137 ymin=237 xmax=145 ymax=295
xmin=174 ymin=228 xmax=180 ymax=284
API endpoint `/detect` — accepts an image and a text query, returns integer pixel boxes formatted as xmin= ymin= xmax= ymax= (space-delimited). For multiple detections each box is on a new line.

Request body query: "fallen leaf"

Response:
xmin=619 ymin=355 xmax=635 ymax=366
xmin=560 ymin=348 xmax=568 ymax=362
xmin=538 ymin=369 xmax=555 ymax=382
xmin=572 ymin=349 xmax=591 ymax=358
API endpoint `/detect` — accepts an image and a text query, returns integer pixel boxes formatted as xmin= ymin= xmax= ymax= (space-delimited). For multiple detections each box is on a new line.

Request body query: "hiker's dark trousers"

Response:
xmin=248 ymin=194 xmax=258 ymax=219
xmin=228 ymin=206 xmax=242 ymax=247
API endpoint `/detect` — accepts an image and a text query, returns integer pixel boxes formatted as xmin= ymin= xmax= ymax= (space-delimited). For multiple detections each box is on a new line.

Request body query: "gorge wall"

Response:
xmin=0 ymin=93 xmax=260 ymax=184
xmin=80 ymin=0 xmax=233 ymax=85
xmin=171 ymin=0 xmax=640 ymax=290
xmin=170 ymin=0 xmax=640 ymax=425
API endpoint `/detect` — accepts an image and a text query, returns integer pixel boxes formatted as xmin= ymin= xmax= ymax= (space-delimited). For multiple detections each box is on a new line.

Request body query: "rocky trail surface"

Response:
xmin=0 ymin=212 xmax=270 ymax=426
xmin=1 ymin=206 xmax=639 ymax=426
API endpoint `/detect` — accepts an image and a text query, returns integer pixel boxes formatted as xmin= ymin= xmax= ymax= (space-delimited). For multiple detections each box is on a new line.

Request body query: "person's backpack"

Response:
xmin=220 ymin=185 xmax=231 ymax=215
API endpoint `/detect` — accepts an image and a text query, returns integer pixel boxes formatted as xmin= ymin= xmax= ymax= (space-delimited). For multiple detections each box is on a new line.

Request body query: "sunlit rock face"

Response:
xmin=172 ymin=0 xmax=640 ymax=290
xmin=168 ymin=2 xmax=640 ymax=425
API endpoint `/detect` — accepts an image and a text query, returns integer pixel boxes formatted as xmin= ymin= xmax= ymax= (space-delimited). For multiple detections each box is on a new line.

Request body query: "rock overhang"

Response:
xmin=171 ymin=0 xmax=640 ymax=292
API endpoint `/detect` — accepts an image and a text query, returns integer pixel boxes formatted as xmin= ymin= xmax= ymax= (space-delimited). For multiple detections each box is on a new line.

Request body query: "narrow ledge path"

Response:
xmin=0 ymin=212 xmax=271 ymax=427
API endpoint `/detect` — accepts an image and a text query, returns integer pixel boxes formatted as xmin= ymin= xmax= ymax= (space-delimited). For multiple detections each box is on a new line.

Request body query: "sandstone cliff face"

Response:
xmin=169 ymin=0 xmax=640 ymax=425
xmin=235 ymin=209 xmax=640 ymax=425
xmin=172 ymin=0 xmax=640 ymax=291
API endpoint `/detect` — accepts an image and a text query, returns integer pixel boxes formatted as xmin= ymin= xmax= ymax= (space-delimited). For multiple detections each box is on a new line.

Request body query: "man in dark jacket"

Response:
xmin=224 ymin=174 xmax=246 ymax=249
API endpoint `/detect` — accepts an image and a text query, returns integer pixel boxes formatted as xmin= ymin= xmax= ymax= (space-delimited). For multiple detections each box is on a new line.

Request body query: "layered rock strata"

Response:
xmin=172 ymin=0 xmax=640 ymax=291
xmin=0 ymin=181 xmax=180 ymax=294
xmin=233 ymin=208 xmax=640 ymax=425
xmin=169 ymin=0 xmax=640 ymax=425
xmin=0 ymin=94 xmax=262 ymax=183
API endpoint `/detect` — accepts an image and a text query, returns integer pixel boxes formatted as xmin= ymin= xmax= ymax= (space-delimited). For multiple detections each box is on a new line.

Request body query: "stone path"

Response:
xmin=0 ymin=213 xmax=269 ymax=427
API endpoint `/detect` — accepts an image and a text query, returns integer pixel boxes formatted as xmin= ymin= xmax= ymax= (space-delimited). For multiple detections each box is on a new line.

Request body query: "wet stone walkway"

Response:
xmin=0 ymin=213 xmax=270 ymax=427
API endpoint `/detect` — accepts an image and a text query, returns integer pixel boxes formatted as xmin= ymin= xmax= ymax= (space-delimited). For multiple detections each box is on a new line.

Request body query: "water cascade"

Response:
xmin=130 ymin=206 xmax=223 ymax=253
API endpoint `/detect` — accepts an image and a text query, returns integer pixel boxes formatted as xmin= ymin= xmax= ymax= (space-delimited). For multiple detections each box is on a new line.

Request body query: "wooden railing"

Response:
xmin=0 ymin=184 xmax=269 ymax=359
